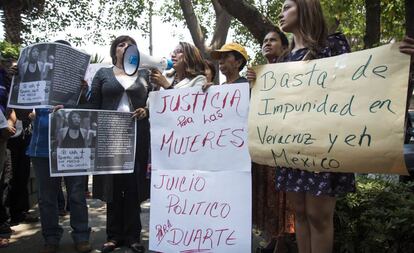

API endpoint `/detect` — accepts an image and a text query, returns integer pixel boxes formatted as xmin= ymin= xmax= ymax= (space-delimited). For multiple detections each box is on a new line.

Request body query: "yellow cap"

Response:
xmin=211 ymin=43 xmax=248 ymax=62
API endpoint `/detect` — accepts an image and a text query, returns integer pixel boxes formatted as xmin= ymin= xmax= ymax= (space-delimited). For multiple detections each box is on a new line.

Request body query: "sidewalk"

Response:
xmin=4 ymin=198 xmax=151 ymax=253
xmin=3 ymin=199 xmax=265 ymax=253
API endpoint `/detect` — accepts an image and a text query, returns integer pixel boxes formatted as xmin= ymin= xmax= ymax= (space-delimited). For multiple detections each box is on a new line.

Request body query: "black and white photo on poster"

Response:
xmin=8 ymin=42 xmax=91 ymax=109
xmin=49 ymin=109 xmax=137 ymax=176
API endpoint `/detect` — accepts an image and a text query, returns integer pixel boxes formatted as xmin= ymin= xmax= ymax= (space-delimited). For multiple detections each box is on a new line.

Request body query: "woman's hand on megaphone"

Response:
xmin=150 ymin=69 xmax=171 ymax=89
xmin=132 ymin=107 xmax=148 ymax=120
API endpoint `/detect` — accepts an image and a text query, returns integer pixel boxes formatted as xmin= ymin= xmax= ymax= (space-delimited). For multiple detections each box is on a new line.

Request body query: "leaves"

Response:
xmin=21 ymin=0 xmax=150 ymax=46
xmin=334 ymin=176 xmax=414 ymax=253
xmin=0 ymin=40 xmax=20 ymax=59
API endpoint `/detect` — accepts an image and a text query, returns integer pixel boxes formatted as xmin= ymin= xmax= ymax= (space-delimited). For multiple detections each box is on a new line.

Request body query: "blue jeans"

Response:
xmin=32 ymin=157 xmax=90 ymax=245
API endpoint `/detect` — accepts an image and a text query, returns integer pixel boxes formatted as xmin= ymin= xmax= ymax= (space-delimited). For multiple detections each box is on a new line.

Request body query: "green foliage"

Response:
xmin=334 ymin=176 xmax=414 ymax=253
xmin=232 ymin=0 xmax=284 ymax=65
xmin=23 ymin=0 xmax=150 ymax=46
xmin=160 ymin=0 xmax=213 ymax=35
xmin=160 ymin=0 xmax=283 ymax=64
xmin=90 ymin=53 xmax=104 ymax=64
xmin=321 ymin=0 xmax=405 ymax=51
xmin=0 ymin=41 xmax=20 ymax=60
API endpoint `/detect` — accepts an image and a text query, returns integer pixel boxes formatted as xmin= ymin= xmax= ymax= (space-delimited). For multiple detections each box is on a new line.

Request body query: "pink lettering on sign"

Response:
xmin=156 ymin=89 xmax=242 ymax=115
xmin=155 ymin=220 xmax=237 ymax=251
xmin=153 ymin=174 xmax=206 ymax=192
xmin=177 ymin=115 xmax=194 ymax=128
xmin=166 ymin=194 xmax=231 ymax=219
xmin=159 ymin=128 xmax=245 ymax=157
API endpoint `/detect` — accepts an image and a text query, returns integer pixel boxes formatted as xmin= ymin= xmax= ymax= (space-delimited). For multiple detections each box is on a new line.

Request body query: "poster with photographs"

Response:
xmin=8 ymin=43 xmax=91 ymax=109
xmin=49 ymin=109 xmax=137 ymax=177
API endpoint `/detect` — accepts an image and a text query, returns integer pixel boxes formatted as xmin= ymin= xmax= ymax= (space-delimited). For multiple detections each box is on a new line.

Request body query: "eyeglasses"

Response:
xmin=172 ymin=48 xmax=184 ymax=55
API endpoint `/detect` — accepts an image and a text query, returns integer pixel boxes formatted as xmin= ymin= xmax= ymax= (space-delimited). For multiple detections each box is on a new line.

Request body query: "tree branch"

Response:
xmin=179 ymin=0 xmax=206 ymax=52
xmin=217 ymin=0 xmax=276 ymax=44
xmin=209 ymin=0 xmax=232 ymax=50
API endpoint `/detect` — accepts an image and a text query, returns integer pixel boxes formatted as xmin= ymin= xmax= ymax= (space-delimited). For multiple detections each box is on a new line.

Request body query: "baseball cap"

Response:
xmin=211 ymin=43 xmax=248 ymax=62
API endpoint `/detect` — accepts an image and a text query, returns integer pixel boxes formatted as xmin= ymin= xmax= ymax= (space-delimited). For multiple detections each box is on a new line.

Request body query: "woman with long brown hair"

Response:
xmin=276 ymin=1 xmax=354 ymax=253
xmin=149 ymin=41 xmax=207 ymax=89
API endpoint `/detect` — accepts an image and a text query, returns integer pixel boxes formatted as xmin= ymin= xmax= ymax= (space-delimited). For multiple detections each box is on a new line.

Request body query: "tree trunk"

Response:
xmin=406 ymin=0 xmax=414 ymax=38
xmin=363 ymin=0 xmax=380 ymax=49
xmin=179 ymin=0 xmax=231 ymax=61
xmin=217 ymin=0 xmax=276 ymax=44
xmin=2 ymin=5 xmax=24 ymax=44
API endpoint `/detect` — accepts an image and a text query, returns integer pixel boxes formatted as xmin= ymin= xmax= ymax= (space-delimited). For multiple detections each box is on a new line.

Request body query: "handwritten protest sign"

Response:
xmin=150 ymin=83 xmax=250 ymax=171
xmin=249 ymin=43 xmax=410 ymax=175
xmin=149 ymin=83 xmax=251 ymax=252
xmin=57 ymin=148 xmax=91 ymax=171
xmin=18 ymin=81 xmax=47 ymax=103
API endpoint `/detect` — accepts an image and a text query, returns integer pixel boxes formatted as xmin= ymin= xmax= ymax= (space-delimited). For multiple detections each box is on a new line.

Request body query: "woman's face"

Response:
xmin=218 ymin=52 xmax=241 ymax=77
xmin=30 ymin=47 xmax=40 ymax=62
xmin=279 ymin=0 xmax=298 ymax=33
xmin=70 ymin=113 xmax=81 ymax=127
xmin=262 ymin=31 xmax=284 ymax=59
xmin=171 ymin=45 xmax=184 ymax=70
xmin=115 ymin=41 xmax=132 ymax=64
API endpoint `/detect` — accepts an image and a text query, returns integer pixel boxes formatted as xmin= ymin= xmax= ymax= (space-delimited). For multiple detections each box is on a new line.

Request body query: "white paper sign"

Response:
xmin=17 ymin=81 xmax=46 ymax=103
xmin=150 ymin=170 xmax=251 ymax=253
xmin=149 ymin=83 xmax=251 ymax=253
xmin=57 ymin=148 xmax=91 ymax=171
xmin=149 ymin=83 xmax=251 ymax=171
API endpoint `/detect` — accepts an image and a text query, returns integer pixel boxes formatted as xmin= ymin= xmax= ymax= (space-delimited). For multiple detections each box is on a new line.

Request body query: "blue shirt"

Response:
xmin=27 ymin=108 xmax=50 ymax=157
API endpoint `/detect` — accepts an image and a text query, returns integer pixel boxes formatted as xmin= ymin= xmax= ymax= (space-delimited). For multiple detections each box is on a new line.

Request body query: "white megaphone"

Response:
xmin=123 ymin=44 xmax=173 ymax=76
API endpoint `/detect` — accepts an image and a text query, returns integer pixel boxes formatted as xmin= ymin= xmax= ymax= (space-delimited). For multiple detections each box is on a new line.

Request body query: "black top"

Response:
xmin=61 ymin=130 xmax=85 ymax=148
xmin=22 ymin=63 xmax=41 ymax=82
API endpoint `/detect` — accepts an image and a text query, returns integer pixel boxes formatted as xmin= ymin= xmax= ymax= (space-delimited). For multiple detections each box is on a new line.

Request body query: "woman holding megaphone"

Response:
xmin=88 ymin=35 xmax=149 ymax=253
xmin=149 ymin=41 xmax=207 ymax=89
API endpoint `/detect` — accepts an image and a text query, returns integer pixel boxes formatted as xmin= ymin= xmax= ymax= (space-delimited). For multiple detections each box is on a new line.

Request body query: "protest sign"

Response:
xmin=49 ymin=109 xmax=136 ymax=176
xmin=8 ymin=43 xmax=90 ymax=109
xmin=149 ymin=83 xmax=251 ymax=253
xmin=150 ymin=83 xmax=250 ymax=171
xmin=249 ymin=43 xmax=411 ymax=174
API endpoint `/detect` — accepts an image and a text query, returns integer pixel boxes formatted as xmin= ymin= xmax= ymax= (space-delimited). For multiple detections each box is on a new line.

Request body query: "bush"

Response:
xmin=0 ymin=41 xmax=20 ymax=60
xmin=334 ymin=176 xmax=414 ymax=253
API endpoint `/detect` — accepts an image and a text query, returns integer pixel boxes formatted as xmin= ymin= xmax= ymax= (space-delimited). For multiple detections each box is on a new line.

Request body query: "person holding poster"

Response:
xmin=149 ymin=42 xmax=207 ymax=89
xmin=245 ymin=27 xmax=296 ymax=252
xmin=88 ymin=36 xmax=150 ymax=253
xmin=211 ymin=42 xmax=249 ymax=84
xmin=21 ymin=40 xmax=92 ymax=253
xmin=273 ymin=1 xmax=355 ymax=253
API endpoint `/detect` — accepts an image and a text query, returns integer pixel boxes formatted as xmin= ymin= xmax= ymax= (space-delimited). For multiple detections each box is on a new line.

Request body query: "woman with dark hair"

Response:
xmin=88 ymin=35 xmax=150 ymax=253
xmin=204 ymin=59 xmax=216 ymax=83
xmin=150 ymin=41 xmax=207 ymax=89
xmin=57 ymin=111 xmax=88 ymax=149
xmin=246 ymin=27 xmax=295 ymax=252
xmin=20 ymin=46 xmax=45 ymax=82
xmin=275 ymin=1 xmax=354 ymax=253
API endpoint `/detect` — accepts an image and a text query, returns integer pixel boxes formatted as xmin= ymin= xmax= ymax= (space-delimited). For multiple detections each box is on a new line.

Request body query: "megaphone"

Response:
xmin=123 ymin=44 xmax=173 ymax=76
